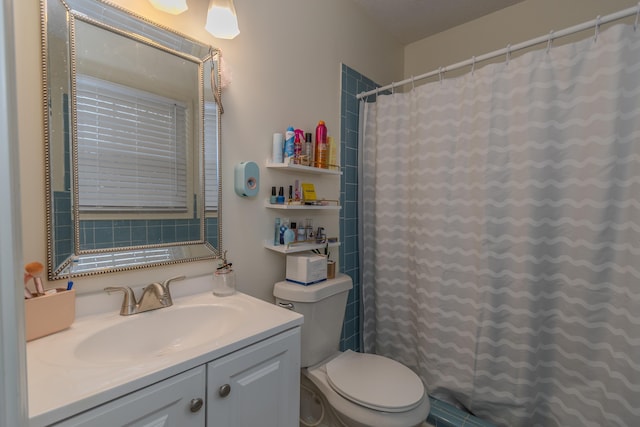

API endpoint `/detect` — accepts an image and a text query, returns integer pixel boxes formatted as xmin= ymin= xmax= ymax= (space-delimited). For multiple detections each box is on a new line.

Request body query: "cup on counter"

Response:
xmin=213 ymin=266 xmax=236 ymax=296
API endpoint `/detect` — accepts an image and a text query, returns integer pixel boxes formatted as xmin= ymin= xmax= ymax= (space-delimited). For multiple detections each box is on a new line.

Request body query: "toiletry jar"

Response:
xmin=286 ymin=253 xmax=327 ymax=285
xmin=25 ymin=289 xmax=75 ymax=341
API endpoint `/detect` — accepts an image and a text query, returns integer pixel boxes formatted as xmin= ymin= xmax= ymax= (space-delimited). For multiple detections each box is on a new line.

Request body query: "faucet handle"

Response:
xmin=161 ymin=275 xmax=186 ymax=305
xmin=162 ymin=275 xmax=186 ymax=290
xmin=104 ymin=286 xmax=137 ymax=316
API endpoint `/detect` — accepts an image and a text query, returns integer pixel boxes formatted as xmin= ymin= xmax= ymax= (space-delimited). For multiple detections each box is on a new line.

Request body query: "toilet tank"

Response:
xmin=274 ymin=274 xmax=353 ymax=368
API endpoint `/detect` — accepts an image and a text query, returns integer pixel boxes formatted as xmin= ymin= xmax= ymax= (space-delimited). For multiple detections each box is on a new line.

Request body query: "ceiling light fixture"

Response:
xmin=148 ymin=0 xmax=188 ymax=15
xmin=205 ymin=0 xmax=240 ymax=39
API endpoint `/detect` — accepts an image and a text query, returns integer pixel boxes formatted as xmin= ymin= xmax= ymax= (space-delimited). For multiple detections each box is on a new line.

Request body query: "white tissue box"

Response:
xmin=286 ymin=253 xmax=327 ymax=285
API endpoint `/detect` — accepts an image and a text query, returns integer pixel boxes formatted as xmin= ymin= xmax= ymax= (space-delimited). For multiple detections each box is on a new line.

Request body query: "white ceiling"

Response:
xmin=351 ymin=0 xmax=526 ymax=45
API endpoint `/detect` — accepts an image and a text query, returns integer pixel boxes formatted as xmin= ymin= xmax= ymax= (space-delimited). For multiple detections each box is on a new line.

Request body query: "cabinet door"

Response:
xmin=207 ymin=328 xmax=301 ymax=427
xmin=53 ymin=366 xmax=206 ymax=427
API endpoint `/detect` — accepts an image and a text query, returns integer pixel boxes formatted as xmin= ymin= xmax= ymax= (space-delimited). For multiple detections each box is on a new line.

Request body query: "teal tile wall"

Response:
xmin=78 ymin=217 xmax=203 ymax=249
xmin=54 ymin=191 xmax=218 ymax=262
xmin=339 ymin=64 xmax=379 ymax=351
xmin=53 ymin=191 xmax=73 ymax=267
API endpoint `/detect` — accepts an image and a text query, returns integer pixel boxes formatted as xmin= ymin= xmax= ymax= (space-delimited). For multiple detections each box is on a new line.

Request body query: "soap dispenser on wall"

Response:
xmin=234 ymin=161 xmax=260 ymax=197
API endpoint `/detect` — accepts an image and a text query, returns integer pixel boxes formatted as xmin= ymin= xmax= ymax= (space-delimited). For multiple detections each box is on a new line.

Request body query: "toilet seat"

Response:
xmin=325 ymin=350 xmax=425 ymax=413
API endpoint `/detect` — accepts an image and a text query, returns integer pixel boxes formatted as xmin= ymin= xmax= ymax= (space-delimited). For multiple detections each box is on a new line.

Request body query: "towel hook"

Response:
xmin=594 ymin=15 xmax=601 ymax=43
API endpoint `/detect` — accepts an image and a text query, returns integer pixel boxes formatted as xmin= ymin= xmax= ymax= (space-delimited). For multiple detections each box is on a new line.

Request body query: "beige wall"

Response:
xmin=405 ymin=0 xmax=639 ymax=83
xmin=14 ymin=0 xmax=403 ymax=302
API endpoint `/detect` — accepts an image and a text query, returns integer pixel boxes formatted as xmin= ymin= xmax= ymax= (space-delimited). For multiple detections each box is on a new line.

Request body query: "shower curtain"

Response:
xmin=360 ymin=23 xmax=640 ymax=427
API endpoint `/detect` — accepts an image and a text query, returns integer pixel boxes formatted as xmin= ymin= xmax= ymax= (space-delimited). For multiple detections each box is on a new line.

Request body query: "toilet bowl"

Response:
xmin=304 ymin=351 xmax=430 ymax=427
xmin=274 ymin=274 xmax=430 ymax=427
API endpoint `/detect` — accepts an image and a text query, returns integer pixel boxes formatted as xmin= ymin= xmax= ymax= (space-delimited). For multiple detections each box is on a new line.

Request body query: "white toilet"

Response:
xmin=274 ymin=274 xmax=430 ymax=427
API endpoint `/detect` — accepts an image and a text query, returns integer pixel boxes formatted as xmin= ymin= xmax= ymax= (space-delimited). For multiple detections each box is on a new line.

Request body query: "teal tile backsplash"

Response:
xmin=339 ymin=64 xmax=379 ymax=351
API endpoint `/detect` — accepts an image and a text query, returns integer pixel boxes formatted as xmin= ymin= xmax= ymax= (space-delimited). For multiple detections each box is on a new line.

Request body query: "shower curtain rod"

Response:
xmin=356 ymin=4 xmax=640 ymax=100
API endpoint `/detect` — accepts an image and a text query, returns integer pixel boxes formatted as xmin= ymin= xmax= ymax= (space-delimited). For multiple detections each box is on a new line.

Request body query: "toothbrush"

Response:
xmin=67 ymin=257 xmax=78 ymax=291
xmin=23 ymin=273 xmax=33 ymax=299
xmin=24 ymin=262 xmax=45 ymax=296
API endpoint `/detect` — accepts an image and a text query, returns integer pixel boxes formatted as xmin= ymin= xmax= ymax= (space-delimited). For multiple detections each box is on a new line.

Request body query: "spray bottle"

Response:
xmin=304 ymin=132 xmax=313 ymax=166
xmin=294 ymin=129 xmax=304 ymax=164
xmin=314 ymin=120 xmax=327 ymax=168
xmin=284 ymin=126 xmax=295 ymax=164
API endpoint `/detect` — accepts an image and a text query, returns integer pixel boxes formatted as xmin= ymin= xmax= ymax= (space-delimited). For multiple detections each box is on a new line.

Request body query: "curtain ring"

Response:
xmin=411 ymin=75 xmax=415 ymax=91
xmin=594 ymin=15 xmax=601 ymax=43
xmin=635 ymin=3 xmax=640 ymax=31
xmin=505 ymin=44 xmax=511 ymax=65
xmin=546 ymin=30 xmax=554 ymax=53
xmin=391 ymin=82 xmax=395 ymax=95
xmin=438 ymin=67 xmax=444 ymax=84
xmin=471 ymin=56 xmax=476 ymax=75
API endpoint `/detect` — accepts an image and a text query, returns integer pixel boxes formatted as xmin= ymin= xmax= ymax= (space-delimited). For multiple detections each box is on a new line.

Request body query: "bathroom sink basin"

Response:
xmin=74 ymin=304 xmax=242 ymax=364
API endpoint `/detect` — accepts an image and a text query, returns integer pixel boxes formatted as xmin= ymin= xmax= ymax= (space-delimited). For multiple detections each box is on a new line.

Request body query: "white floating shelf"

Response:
xmin=264 ymin=200 xmax=341 ymax=210
xmin=265 ymin=161 xmax=342 ymax=176
xmin=264 ymin=240 xmax=341 ymax=254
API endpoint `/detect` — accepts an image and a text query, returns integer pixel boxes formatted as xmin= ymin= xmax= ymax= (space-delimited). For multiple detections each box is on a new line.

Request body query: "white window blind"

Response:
xmin=75 ymin=74 xmax=188 ymax=211
xmin=204 ymin=102 xmax=219 ymax=210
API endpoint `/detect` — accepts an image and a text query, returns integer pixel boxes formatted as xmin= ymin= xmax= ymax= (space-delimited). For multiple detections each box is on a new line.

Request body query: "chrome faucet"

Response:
xmin=105 ymin=275 xmax=186 ymax=316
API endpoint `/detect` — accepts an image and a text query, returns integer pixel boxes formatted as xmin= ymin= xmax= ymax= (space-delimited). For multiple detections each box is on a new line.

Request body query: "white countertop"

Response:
xmin=27 ymin=279 xmax=303 ymax=427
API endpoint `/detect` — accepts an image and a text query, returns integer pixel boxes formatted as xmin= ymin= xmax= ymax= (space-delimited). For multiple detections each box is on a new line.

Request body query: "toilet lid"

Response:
xmin=325 ymin=350 xmax=425 ymax=413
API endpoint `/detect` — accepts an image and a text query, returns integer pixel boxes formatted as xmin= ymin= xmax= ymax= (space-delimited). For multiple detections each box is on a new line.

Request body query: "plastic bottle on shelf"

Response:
xmin=294 ymin=129 xmax=304 ymax=164
xmin=297 ymin=222 xmax=306 ymax=241
xmin=304 ymin=132 xmax=313 ymax=166
xmin=327 ymin=136 xmax=337 ymax=170
xmin=314 ymin=121 xmax=327 ymax=168
xmin=280 ymin=218 xmax=291 ymax=245
xmin=272 ymin=133 xmax=284 ymax=163
xmin=284 ymin=127 xmax=295 ymax=164
xmin=274 ymin=218 xmax=281 ymax=246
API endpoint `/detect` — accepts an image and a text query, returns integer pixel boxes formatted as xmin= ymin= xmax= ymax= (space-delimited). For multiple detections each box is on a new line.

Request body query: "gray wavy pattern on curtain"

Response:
xmin=360 ymin=22 xmax=640 ymax=427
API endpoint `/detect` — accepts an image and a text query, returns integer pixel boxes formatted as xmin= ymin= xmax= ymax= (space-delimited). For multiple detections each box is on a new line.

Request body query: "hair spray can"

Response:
xmin=284 ymin=127 xmax=295 ymax=164
xmin=314 ymin=121 xmax=327 ymax=168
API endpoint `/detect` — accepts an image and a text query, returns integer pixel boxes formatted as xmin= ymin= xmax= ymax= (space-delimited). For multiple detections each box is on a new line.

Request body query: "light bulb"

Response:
xmin=205 ymin=0 xmax=240 ymax=39
xmin=148 ymin=0 xmax=188 ymax=15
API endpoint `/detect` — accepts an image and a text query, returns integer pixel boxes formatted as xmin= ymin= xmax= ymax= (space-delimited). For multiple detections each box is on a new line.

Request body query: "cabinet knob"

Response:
xmin=189 ymin=398 xmax=204 ymax=412
xmin=219 ymin=384 xmax=231 ymax=397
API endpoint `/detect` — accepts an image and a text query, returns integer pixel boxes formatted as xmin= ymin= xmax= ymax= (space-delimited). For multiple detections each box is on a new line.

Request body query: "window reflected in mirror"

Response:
xmin=42 ymin=0 xmax=222 ymax=279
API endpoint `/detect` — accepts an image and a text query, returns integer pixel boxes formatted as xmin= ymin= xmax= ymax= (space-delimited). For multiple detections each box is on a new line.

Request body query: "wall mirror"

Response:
xmin=41 ymin=0 xmax=222 ymax=280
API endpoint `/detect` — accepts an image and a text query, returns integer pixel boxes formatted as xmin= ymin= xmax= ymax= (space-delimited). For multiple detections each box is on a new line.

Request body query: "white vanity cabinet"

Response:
xmin=52 ymin=366 xmax=206 ymax=427
xmin=207 ymin=327 xmax=301 ymax=426
xmin=50 ymin=328 xmax=301 ymax=427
